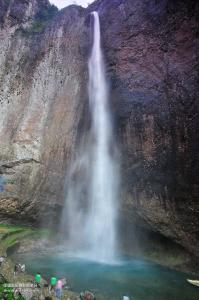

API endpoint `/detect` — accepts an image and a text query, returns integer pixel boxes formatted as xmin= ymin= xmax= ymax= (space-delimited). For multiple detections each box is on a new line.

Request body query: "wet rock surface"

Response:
xmin=90 ymin=0 xmax=199 ymax=261
xmin=0 ymin=0 xmax=199 ymax=266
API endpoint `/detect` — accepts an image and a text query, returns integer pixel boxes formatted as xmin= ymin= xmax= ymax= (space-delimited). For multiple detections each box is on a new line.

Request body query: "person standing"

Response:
xmin=49 ymin=276 xmax=57 ymax=293
xmin=55 ymin=279 xmax=63 ymax=299
xmin=35 ymin=272 xmax=42 ymax=287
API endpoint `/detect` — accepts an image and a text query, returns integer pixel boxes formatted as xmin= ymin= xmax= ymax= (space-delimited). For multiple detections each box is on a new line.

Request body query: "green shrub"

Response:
xmin=22 ymin=4 xmax=58 ymax=34
xmin=4 ymin=0 xmax=11 ymax=7
xmin=27 ymin=20 xmax=46 ymax=33
xmin=36 ymin=5 xmax=58 ymax=22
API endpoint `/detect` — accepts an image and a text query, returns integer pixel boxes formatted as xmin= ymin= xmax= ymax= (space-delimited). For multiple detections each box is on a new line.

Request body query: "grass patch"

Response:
xmin=0 ymin=224 xmax=51 ymax=253
xmin=0 ymin=224 xmax=27 ymax=232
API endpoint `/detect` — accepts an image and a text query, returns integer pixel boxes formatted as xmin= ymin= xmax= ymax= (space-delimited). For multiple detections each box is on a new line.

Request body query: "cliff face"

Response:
xmin=96 ymin=0 xmax=199 ymax=259
xmin=0 ymin=0 xmax=88 ymax=222
xmin=0 ymin=0 xmax=199 ymax=261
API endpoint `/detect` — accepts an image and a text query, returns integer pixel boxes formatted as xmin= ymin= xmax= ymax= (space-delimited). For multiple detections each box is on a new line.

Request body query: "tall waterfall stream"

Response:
xmin=61 ymin=11 xmax=119 ymax=263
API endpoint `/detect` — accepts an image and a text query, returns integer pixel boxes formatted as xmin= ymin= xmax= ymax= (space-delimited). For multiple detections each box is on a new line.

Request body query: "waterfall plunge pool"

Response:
xmin=13 ymin=252 xmax=198 ymax=300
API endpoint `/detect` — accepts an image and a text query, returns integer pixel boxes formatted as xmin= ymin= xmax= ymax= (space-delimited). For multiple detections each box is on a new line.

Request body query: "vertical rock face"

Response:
xmin=0 ymin=0 xmax=50 ymax=27
xmin=90 ymin=0 xmax=199 ymax=258
xmin=0 ymin=0 xmax=88 ymax=223
xmin=0 ymin=0 xmax=199 ymax=261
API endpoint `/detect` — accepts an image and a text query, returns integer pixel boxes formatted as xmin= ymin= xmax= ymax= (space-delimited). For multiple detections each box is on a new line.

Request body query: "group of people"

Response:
xmin=35 ymin=273 xmax=63 ymax=299
xmin=35 ymin=274 xmax=98 ymax=300
xmin=14 ymin=264 xmax=130 ymax=300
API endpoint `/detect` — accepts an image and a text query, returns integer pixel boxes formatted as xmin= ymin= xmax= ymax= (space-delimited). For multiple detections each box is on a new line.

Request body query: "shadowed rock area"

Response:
xmin=0 ymin=0 xmax=199 ymax=269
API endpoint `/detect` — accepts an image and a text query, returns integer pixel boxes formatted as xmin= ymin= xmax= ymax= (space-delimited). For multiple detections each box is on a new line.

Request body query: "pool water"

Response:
xmin=14 ymin=253 xmax=199 ymax=300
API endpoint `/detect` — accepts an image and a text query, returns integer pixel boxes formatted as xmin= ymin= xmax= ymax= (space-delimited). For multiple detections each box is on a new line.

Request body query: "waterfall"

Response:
xmin=62 ymin=11 xmax=119 ymax=263
xmin=85 ymin=11 xmax=118 ymax=261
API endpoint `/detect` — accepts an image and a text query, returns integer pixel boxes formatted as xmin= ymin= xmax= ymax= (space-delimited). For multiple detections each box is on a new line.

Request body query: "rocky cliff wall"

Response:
xmin=0 ymin=0 xmax=198 ymax=261
xmin=0 ymin=0 xmax=88 ymax=223
xmin=89 ymin=0 xmax=199 ymax=260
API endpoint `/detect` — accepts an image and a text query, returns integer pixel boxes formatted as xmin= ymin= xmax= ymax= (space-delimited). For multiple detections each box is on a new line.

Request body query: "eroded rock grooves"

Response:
xmin=0 ymin=0 xmax=199 ymax=267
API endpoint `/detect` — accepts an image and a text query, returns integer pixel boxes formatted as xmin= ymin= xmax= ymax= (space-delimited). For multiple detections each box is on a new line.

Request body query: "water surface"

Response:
xmin=14 ymin=253 xmax=199 ymax=300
